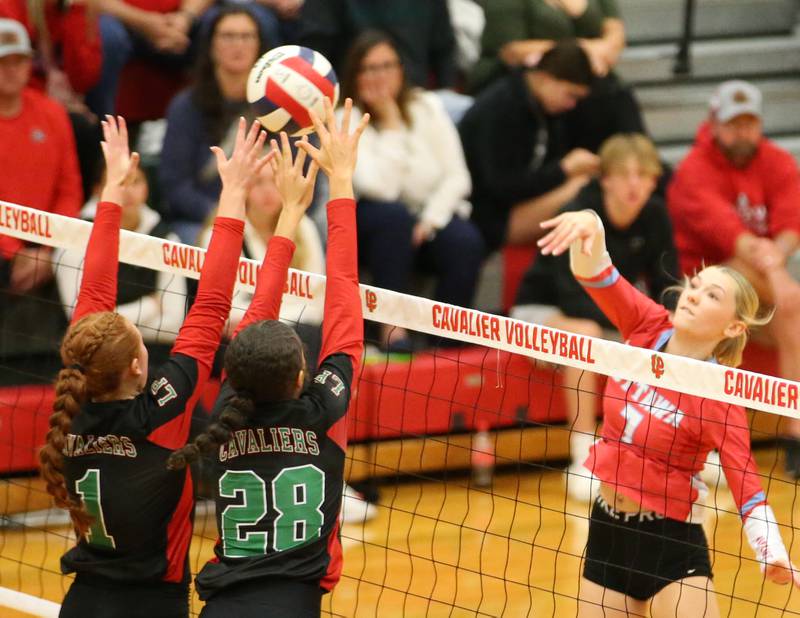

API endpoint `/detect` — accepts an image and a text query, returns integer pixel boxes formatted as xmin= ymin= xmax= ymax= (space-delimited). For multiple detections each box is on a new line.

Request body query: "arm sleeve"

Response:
xmin=232 ymin=235 xmax=296 ymax=339
xmin=713 ymin=405 xmax=790 ymax=567
xmin=60 ymin=5 xmax=102 ymax=93
xmin=570 ymin=212 xmax=671 ymax=340
xmin=72 ymin=201 xmax=121 ymax=323
xmin=666 ymin=158 xmax=747 ymax=260
xmin=318 ymin=199 xmax=363 ymax=375
xmin=171 ymin=217 xmax=244 ymax=372
xmin=764 ymin=150 xmax=800 ymax=238
xmin=159 ymin=96 xmax=218 ymax=223
xmin=419 ymin=94 xmax=472 ymax=230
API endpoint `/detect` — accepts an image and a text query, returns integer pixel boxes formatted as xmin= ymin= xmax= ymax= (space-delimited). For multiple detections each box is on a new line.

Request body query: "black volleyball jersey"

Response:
xmin=195 ymin=352 xmax=354 ymax=599
xmin=61 ymin=353 xmax=202 ymax=584
xmin=195 ymin=198 xmax=363 ymax=600
xmin=58 ymin=203 xmax=244 ymax=585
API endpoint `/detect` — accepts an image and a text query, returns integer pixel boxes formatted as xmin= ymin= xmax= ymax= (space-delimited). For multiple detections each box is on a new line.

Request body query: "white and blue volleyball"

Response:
xmin=247 ymin=46 xmax=339 ymax=137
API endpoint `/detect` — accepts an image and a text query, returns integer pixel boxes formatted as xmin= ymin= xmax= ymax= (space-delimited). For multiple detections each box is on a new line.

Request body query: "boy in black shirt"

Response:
xmin=512 ymin=133 xmax=677 ymax=501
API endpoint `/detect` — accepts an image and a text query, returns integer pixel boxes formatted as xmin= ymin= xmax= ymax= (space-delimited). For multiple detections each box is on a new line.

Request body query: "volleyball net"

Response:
xmin=0 ymin=199 xmax=798 ymax=617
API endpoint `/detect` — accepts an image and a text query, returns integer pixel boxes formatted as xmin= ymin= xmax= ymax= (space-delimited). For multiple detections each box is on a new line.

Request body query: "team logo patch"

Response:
xmin=365 ymin=289 xmax=378 ymax=313
xmin=651 ymin=354 xmax=665 ymax=379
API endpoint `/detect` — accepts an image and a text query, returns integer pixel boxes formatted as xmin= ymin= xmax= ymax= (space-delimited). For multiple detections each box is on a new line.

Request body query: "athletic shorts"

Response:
xmin=60 ymin=574 xmax=189 ymax=618
xmin=582 ymin=495 xmax=712 ymax=601
xmin=200 ymin=578 xmax=323 ymax=618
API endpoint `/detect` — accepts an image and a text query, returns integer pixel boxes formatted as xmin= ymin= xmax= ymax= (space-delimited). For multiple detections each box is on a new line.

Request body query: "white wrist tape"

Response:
xmin=743 ymin=504 xmax=789 ymax=570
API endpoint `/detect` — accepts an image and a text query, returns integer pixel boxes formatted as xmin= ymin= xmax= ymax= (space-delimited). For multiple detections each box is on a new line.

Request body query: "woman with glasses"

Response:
xmin=340 ymin=30 xmax=485 ymax=351
xmin=160 ymin=6 xmax=266 ymax=244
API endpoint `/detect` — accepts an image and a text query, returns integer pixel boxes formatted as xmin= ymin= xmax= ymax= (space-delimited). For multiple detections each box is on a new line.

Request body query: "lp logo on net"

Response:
xmin=365 ymin=289 xmax=378 ymax=313
xmin=651 ymin=354 xmax=665 ymax=379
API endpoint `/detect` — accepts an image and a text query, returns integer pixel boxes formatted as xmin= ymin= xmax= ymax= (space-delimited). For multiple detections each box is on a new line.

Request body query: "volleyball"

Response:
xmin=247 ymin=45 xmax=339 ymax=137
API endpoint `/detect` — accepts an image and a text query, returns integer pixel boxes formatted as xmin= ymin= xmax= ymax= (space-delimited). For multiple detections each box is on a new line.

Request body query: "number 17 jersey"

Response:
xmin=195 ymin=353 xmax=354 ymax=600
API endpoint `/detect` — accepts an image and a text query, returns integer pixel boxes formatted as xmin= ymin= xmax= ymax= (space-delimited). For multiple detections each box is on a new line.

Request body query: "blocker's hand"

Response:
xmin=212 ymin=118 xmax=272 ymax=193
xmin=296 ymin=97 xmax=369 ymax=183
xmin=270 ymin=132 xmax=318 ymax=214
xmin=538 ymin=210 xmax=601 ymax=257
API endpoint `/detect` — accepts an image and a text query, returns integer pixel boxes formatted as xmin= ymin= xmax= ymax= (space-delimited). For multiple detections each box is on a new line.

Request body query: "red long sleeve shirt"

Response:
xmin=667 ymin=123 xmax=800 ymax=275
xmin=577 ymin=265 xmax=768 ymax=524
xmin=0 ymin=88 xmax=82 ymax=259
xmin=0 ymin=0 xmax=101 ymax=94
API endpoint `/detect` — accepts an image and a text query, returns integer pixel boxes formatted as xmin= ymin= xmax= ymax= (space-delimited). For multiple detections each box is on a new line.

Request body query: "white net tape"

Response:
xmin=1 ymin=198 xmax=797 ymax=419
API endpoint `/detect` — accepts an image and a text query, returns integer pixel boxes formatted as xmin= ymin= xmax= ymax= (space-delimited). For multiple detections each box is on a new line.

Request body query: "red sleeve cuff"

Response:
xmin=269 ymin=235 xmax=297 ymax=254
xmin=211 ymin=217 xmax=245 ymax=235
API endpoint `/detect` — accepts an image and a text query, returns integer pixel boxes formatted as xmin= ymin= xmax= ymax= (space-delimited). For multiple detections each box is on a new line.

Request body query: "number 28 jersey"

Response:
xmin=195 ymin=352 xmax=354 ymax=600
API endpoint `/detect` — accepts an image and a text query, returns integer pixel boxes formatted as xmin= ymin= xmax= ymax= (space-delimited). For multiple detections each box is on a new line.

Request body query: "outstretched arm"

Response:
xmin=298 ymin=98 xmax=369 ymax=373
xmin=73 ymin=116 xmax=139 ymax=323
xmin=233 ymin=133 xmax=318 ymax=338
xmin=539 ymin=210 xmax=670 ymax=340
xmin=172 ymin=119 xmax=271 ymax=372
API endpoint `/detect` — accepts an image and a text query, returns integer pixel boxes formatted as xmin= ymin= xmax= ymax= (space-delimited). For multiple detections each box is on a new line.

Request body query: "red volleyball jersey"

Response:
xmin=576 ymin=265 xmax=767 ymax=524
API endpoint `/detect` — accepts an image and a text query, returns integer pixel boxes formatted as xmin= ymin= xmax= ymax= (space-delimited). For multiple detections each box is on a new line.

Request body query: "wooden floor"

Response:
xmin=2 ymin=449 xmax=799 ymax=617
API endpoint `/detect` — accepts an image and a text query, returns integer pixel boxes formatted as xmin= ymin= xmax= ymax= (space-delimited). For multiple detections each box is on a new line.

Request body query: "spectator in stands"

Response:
xmin=0 ymin=0 xmax=103 ymax=200
xmin=160 ymin=6 xmax=265 ymax=243
xmin=55 ymin=165 xmax=187 ymax=368
xmin=297 ymin=0 xmax=457 ymax=90
xmin=512 ymin=133 xmax=677 ymax=500
xmin=459 ymin=41 xmax=600 ymax=254
xmin=0 ymin=19 xmax=82 ymax=372
xmin=668 ymin=80 xmax=800 ymax=479
xmin=197 ymin=155 xmax=325 ymax=334
xmin=471 ymin=0 xmax=643 ymax=153
xmin=202 ymin=0 xmax=299 ymax=47
xmin=342 ymin=30 xmax=484 ymax=350
xmin=86 ymin=0 xmax=212 ymax=116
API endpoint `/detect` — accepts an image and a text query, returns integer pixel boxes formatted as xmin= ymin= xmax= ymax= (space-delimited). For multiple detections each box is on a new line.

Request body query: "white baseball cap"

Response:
xmin=0 ymin=19 xmax=32 ymax=59
xmin=709 ymin=80 xmax=762 ymax=123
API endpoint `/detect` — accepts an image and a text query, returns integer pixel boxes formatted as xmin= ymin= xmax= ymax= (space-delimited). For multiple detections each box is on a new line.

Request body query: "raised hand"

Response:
xmin=100 ymin=115 xmax=140 ymax=204
xmin=270 ymin=133 xmax=318 ymax=213
xmin=212 ymin=118 xmax=272 ymax=192
xmin=538 ymin=210 xmax=601 ymax=257
xmin=296 ymin=97 xmax=369 ymax=197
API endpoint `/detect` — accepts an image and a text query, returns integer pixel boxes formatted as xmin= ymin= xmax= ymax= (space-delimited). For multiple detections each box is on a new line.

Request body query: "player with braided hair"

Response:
xmin=39 ymin=115 xmax=272 ymax=618
xmin=168 ymin=98 xmax=368 ymax=618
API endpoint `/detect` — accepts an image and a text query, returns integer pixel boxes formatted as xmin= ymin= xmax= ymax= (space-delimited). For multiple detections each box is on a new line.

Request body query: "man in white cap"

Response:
xmin=668 ymin=79 xmax=800 ymax=478
xmin=0 ymin=18 xmax=82 ymax=362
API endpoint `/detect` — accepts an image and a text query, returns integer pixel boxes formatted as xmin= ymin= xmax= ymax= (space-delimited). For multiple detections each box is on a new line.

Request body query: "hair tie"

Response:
xmin=68 ymin=363 xmax=85 ymax=373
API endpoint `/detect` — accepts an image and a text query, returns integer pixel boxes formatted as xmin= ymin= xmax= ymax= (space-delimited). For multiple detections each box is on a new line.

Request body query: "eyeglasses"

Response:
xmin=359 ymin=60 xmax=402 ymax=76
xmin=215 ymin=31 xmax=259 ymax=43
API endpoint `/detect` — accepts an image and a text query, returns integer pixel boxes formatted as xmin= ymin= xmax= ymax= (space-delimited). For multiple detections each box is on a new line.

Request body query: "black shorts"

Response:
xmin=200 ymin=578 xmax=323 ymax=618
xmin=582 ymin=496 xmax=712 ymax=601
xmin=60 ymin=574 xmax=189 ymax=618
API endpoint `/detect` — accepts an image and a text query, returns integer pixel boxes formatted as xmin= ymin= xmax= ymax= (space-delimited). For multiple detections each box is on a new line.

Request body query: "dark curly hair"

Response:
xmin=167 ymin=320 xmax=305 ymax=469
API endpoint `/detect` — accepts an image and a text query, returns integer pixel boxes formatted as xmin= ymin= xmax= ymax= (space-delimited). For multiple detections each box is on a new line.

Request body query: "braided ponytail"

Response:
xmin=40 ymin=367 xmax=92 ymax=534
xmin=167 ymin=394 xmax=254 ymax=469
xmin=39 ymin=312 xmax=141 ymax=534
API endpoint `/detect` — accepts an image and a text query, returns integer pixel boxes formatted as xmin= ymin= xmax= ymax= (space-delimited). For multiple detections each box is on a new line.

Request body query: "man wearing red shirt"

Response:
xmin=668 ymin=80 xmax=800 ymax=477
xmin=0 ymin=18 xmax=82 ymax=364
